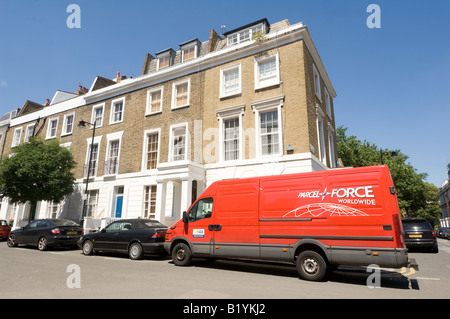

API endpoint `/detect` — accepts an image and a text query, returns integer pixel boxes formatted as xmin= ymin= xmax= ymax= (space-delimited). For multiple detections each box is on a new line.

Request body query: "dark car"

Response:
xmin=442 ymin=228 xmax=450 ymax=240
xmin=402 ymin=218 xmax=438 ymax=253
xmin=78 ymin=218 xmax=168 ymax=260
xmin=0 ymin=220 xmax=11 ymax=240
xmin=436 ymin=227 xmax=449 ymax=238
xmin=7 ymin=219 xmax=82 ymax=251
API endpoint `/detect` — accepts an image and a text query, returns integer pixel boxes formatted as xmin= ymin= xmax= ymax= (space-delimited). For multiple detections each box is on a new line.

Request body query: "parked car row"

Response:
xmin=6 ymin=218 xmax=168 ymax=260
xmin=436 ymin=227 xmax=450 ymax=239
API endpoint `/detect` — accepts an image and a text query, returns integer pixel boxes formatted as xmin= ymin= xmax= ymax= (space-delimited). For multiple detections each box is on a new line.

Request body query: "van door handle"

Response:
xmin=208 ymin=224 xmax=222 ymax=231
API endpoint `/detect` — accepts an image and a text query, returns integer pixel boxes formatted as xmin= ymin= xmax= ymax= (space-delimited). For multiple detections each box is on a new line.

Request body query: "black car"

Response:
xmin=437 ymin=227 xmax=450 ymax=238
xmin=7 ymin=219 xmax=82 ymax=251
xmin=402 ymin=218 xmax=438 ymax=253
xmin=78 ymin=218 xmax=168 ymax=260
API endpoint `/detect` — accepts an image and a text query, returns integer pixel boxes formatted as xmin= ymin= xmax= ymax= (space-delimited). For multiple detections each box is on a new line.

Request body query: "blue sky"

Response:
xmin=0 ymin=0 xmax=449 ymax=188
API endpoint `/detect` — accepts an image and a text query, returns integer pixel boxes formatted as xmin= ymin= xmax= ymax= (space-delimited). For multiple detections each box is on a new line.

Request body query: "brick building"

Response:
xmin=0 ymin=18 xmax=338 ymax=229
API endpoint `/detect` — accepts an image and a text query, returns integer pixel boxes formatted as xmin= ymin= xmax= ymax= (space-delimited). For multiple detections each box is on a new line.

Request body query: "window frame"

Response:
xmin=46 ymin=117 xmax=59 ymax=139
xmin=169 ymin=122 xmax=188 ymax=162
xmin=316 ymin=106 xmax=326 ymax=165
xmin=252 ymin=97 xmax=284 ymax=158
xmin=146 ymin=86 xmax=163 ymax=115
xmin=142 ymin=128 xmax=161 ymax=171
xmin=181 ymin=43 xmax=198 ymax=63
xmin=313 ymin=63 xmax=322 ymax=101
xmin=11 ymin=127 xmax=22 ymax=147
xmin=91 ymin=103 xmax=105 ymax=128
xmin=254 ymin=52 xmax=280 ymax=90
xmin=24 ymin=124 xmax=35 ymax=143
xmin=157 ymin=51 xmax=173 ymax=71
xmin=216 ymin=105 xmax=245 ymax=162
xmin=220 ymin=64 xmax=242 ymax=98
xmin=143 ymin=185 xmax=157 ymax=219
xmin=325 ymin=88 xmax=332 ymax=117
xmin=226 ymin=22 xmax=266 ymax=46
xmin=110 ymin=97 xmax=125 ymax=125
xmin=171 ymin=78 xmax=190 ymax=110
xmin=328 ymin=124 xmax=336 ymax=168
xmin=62 ymin=112 xmax=75 ymax=136
xmin=85 ymin=135 xmax=102 ymax=177
xmin=104 ymin=131 xmax=123 ymax=176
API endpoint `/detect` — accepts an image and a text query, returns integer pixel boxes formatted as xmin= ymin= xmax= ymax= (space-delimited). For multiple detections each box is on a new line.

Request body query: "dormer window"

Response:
xmin=156 ymin=48 xmax=175 ymax=71
xmin=180 ymin=39 xmax=200 ymax=63
xmin=224 ymin=19 xmax=269 ymax=47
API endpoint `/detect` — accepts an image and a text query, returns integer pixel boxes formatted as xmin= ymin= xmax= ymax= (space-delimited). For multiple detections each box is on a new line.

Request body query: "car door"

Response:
xmin=185 ymin=197 xmax=215 ymax=256
xmin=112 ymin=221 xmax=134 ymax=252
xmin=20 ymin=220 xmax=41 ymax=245
xmin=94 ymin=221 xmax=122 ymax=251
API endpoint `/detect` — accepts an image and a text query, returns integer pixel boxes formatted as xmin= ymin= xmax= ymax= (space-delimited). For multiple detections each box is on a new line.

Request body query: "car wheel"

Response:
xmin=296 ymin=250 xmax=327 ymax=281
xmin=7 ymin=234 xmax=17 ymax=247
xmin=172 ymin=242 xmax=192 ymax=266
xmin=82 ymin=240 xmax=94 ymax=255
xmin=129 ymin=242 xmax=143 ymax=260
xmin=38 ymin=237 xmax=48 ymax=251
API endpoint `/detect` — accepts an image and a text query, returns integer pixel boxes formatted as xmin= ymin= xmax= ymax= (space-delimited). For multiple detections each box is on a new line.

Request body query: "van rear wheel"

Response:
xmin=296 ymin=250 xmax=327 ymax=281
xmin=172 ymin=242 xmax=192 ymax=266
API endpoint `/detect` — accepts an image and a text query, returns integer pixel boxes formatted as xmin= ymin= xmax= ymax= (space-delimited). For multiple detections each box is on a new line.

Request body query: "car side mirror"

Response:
xmin=101 ymin=228 xmax=106 ymax=233
xmin=182 ymin=211 xmax=188 ymax=223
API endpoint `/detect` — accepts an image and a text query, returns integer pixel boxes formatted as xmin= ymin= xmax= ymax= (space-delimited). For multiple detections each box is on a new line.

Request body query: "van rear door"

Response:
xmin=213 ymin=180 xmax=260 ymax=258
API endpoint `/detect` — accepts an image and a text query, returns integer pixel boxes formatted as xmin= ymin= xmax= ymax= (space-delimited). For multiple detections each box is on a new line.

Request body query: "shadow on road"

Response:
xmin=187 ymin=258 xmax=416 ymax=290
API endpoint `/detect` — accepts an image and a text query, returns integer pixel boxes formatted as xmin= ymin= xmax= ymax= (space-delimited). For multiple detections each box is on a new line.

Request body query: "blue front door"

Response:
xmin=115 ymin=196 xmax=123 ymax=218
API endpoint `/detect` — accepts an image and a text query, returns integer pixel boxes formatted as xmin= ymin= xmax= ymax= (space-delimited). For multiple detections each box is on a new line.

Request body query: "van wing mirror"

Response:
xmin=182 ymin=211 xmax=188 ymax=223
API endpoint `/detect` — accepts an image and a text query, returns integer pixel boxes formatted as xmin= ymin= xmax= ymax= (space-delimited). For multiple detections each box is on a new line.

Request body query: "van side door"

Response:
xmin=213 ymin=180 xmax=260 ymax=259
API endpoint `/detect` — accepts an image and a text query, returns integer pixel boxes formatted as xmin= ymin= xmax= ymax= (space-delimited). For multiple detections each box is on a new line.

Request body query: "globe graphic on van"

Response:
xmin=282 ymin=202 xmax=370 ymax=218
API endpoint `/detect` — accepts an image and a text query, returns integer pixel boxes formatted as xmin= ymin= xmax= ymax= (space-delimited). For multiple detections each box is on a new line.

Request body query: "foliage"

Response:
xmin=0 ymin=137 xmax=76 ymax=206
xmin=336 ymin=126 xmax=441 ymax=223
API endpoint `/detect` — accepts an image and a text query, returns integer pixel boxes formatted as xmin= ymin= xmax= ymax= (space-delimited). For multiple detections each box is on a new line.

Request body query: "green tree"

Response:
xmin=336 ymin=126 xmax=440 ymax=223
xmin=0 ymin=137 xmax=76 ymax=221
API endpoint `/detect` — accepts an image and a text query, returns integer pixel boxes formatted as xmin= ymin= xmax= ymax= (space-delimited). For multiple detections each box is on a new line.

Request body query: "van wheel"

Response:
xmin=296 ymin=250 xmax=327 ymax=281
xmin=172 ymin=242 xmax=192 ymax=266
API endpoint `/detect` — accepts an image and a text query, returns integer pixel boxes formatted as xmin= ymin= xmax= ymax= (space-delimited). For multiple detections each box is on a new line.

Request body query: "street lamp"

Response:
xmin=380 ymin=149 xmax=398 ymax=165
xmin=78 ymin=120 xmax=96 ymax=221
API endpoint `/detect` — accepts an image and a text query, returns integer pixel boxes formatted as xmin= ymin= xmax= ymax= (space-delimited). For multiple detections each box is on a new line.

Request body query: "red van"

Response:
xmin=164 ymin=166 xmax=409 ymax=281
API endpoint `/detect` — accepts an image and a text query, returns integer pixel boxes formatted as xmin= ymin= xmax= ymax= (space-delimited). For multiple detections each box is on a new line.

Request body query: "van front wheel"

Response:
xmin=296 ymin=250 xmax=327 ymax=281
xmin=172 ymin=242 xmax=192 ymax=266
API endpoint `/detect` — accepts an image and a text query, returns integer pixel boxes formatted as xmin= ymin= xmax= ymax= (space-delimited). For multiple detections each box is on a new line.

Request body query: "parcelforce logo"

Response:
xmin=297 ymin=186 xmax=376 ymax=205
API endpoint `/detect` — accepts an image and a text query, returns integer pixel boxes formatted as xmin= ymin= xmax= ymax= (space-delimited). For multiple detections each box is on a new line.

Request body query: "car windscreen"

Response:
xmin=52 ymin=219 xmax=80 ymax=227
xmin=402 ymin=220 xmax=431 ymax=231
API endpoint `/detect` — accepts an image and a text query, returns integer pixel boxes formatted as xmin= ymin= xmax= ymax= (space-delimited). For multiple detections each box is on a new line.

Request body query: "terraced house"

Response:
xmin=0 ymin=18 xmax=338 ymax=230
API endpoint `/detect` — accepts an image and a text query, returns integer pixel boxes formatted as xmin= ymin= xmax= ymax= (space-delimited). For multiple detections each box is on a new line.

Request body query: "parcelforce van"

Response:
xmin=164 ymin=166 xmax=409 ymax=281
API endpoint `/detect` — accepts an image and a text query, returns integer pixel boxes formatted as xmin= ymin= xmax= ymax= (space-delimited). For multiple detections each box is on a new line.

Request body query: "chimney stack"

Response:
xmin=75 ymin=85 xmax=88 ymax=95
